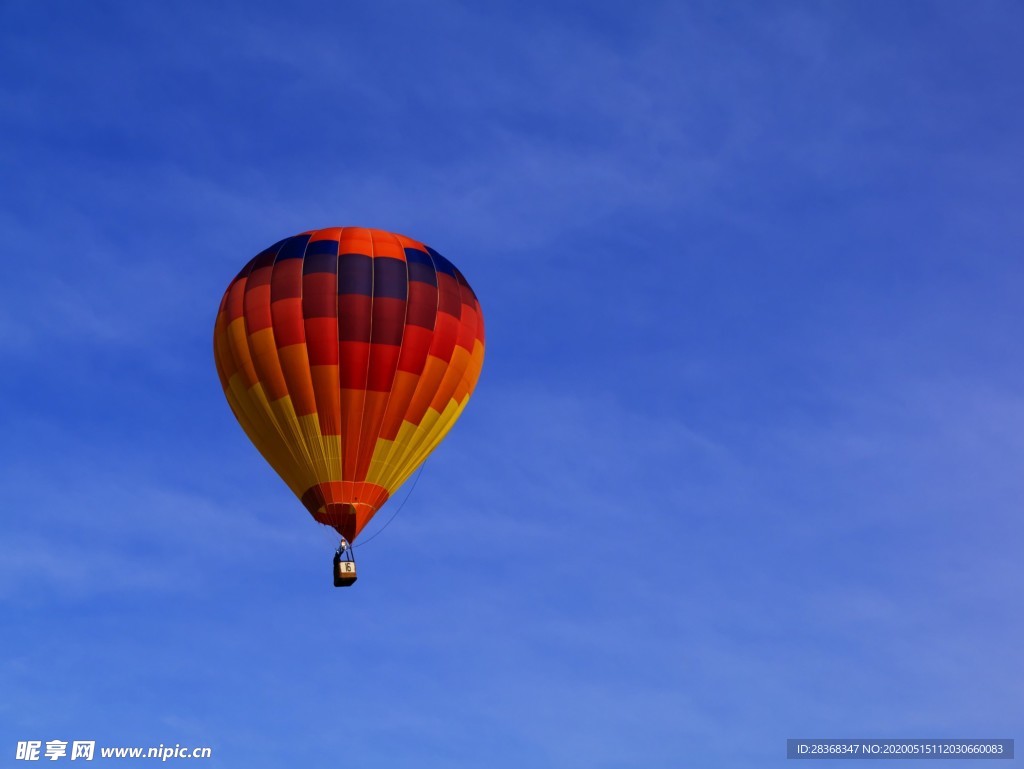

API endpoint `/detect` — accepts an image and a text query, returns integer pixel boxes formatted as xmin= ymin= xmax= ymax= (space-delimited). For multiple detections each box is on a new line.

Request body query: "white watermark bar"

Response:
xmin=787 ymin=739 xmax=1014 ymax=759
xmin=14 ymin=741 xmax=212 ymax=761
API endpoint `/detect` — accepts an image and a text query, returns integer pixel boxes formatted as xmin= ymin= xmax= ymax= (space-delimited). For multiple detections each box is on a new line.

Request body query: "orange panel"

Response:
xmin=249 ymin=327 xmax=289 ymax=400
xmin=380 ymin=369 xmax=420 ymax=441
xmin=310 ymin=364 xmax=341 ymax=436
xmin=355 ymin=390 xmax=390 ymax=480
xmin=277 ymin=343 xmax=317 ymax=416
xmin=406 ymin=355 xmax=448 ymax=427
xmin=340 ymin=387 xmax=367 ymax=480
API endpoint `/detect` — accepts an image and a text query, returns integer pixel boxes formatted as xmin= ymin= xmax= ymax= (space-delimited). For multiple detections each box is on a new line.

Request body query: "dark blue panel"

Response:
xmin=306 ymin=239 xmax=339 ymax=257
xmin=303 ymin=251 xmax=337 ymax=275
xmin=426 ymin=247 xmax=457 ymax=277
xmin=277 ymin=234 xmax=311 ymax=260
xmin=405 ymin=248 xmax=433 ymax=267
xmin=373 ymin=257 xmax=408 ymax=300
xmin=338 ymin=253 xmax=373 ymax=295
xmin=406 ymin=249 xmax=437 ymax=287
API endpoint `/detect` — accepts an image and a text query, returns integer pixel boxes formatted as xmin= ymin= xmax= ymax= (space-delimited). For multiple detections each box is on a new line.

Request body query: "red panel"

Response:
xmin=454 ymin=304 xmax=476 ymax=353
xmin=303 ymin=272 xmax=337 ymax=318
xmin=371 ymin=296 xmax=406 ymax=346
xmin=247 ymin=264 xmax=272 ymax=288
xmin=338 ymin=340 xmax=371 ymax=389
xmin=397 ymin=324 xmax=433 ymax=374
xmin=271 ymin=259 xmax=303 ymax=301
xmin=244 ymin=284 xmax=273 ymax=332
xmin=271 ymin=298 xmax=305 ymax=347
xmin=338 ymin=294 xmax=372 ymax=342
xmin=366 ymin=343 xmax=401 ymax=392
xmin=301 ymin=481 xmax=390 ymax=539
xmin=226 ymin=278 xmax=247 ymax=322
xmin=305 ymin=317 xmax=339 ymax=366
xmin=406 ymin=281 xmax=437 ymax=329
xmin=437 ymin=273 xmax=461 ymax=316
xmin=431 ymin=312 xmax=460 ymax=365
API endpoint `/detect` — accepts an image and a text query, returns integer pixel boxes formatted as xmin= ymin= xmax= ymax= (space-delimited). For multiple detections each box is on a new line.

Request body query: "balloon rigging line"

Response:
xmin=354 ymin=462 xmax=427 ymax=548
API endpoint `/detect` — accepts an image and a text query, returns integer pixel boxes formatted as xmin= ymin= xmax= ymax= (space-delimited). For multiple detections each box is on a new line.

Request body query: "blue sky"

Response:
xmin=1 ymin=1 xmax=1022 ymax=767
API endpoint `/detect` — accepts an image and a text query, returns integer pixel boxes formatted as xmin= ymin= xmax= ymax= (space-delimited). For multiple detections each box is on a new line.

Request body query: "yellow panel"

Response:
xmin=364 ymin=436 xmax=397 ymax=487
xmin=227 ymin=376 xmax=308 ymax=497
xmin=298 ymin=412 xmax=341 ymax=482
xmin=375 ymin=418 xmax=430 ymax=493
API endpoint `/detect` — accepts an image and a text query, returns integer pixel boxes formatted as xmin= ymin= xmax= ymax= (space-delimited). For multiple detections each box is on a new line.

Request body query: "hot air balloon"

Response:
xmin=213 ymin=227 xmax=485 ymax=586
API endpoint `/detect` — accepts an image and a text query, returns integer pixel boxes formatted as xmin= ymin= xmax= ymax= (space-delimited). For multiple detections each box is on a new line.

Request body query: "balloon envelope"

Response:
xmin=213 ymin=227 xmax=485 ymax=541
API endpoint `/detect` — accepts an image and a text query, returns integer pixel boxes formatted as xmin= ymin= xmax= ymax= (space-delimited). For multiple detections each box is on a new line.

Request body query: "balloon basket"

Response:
xmin=333 ymin=551 xmax=357 ymax=587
